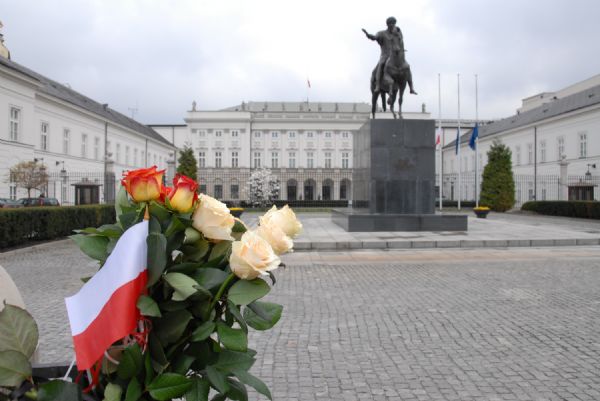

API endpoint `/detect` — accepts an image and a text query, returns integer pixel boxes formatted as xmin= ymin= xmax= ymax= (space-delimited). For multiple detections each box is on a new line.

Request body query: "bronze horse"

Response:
xmin=371 ymin=45 xmax=414 ymax=119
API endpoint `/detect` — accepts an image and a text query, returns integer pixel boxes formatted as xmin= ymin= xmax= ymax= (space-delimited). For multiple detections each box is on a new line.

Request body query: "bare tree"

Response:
xmin=8 ymin=161 xmax=49 ymax=198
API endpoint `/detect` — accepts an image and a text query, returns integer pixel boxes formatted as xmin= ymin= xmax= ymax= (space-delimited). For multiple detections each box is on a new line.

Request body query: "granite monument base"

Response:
xmin=332 ymin=118 xmax=467 ymax=232
xmin=332 ymin=208 xmax=468 ymax=232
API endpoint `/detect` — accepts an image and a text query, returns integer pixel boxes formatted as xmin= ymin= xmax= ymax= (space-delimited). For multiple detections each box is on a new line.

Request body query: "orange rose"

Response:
xmin=121 ymin=166 xmax=165 ymax=202
xmin=168 ymin=174 xmax=199 ymax=212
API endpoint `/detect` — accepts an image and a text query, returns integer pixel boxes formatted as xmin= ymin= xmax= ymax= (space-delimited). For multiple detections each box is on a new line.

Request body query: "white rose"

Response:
xmin=256 ymin=216 xmax=293 ymax=255
xmin=229 ymin=231 xmax=281 ymax=280
xmin=261 ymin=205 xmax=302 ymax=238
xmin=192 ymin=194 xmax=235 ymax=241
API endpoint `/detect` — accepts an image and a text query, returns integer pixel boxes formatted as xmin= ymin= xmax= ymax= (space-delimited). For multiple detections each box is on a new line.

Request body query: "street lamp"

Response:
xmin=585 ymin=163 xmax=596 ymax=180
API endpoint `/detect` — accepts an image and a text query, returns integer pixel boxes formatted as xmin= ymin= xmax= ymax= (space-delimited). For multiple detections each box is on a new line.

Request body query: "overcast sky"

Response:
xmin=2 ymin=0 xmax=599 ymax=124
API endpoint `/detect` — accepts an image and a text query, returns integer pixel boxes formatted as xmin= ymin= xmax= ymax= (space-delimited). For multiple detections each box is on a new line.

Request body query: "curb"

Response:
xmin=293 ymin=237 xmax=600 ymax=251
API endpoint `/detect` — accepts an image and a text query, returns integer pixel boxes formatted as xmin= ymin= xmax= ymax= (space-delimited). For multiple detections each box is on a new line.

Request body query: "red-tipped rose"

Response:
xmin=121 ymin=166 xmax=165 ymax=202
xmin=168 ymin=174 xmax=199 ymax=212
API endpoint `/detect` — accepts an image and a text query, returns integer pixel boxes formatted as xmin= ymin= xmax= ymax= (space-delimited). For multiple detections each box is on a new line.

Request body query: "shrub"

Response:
xmin=0 ymin=205 xmax=115 ymax=249
xmin=521 ymin=201 xmax=600 ymax=219
xmin=480 ymin=140 xmax=515 ymax=212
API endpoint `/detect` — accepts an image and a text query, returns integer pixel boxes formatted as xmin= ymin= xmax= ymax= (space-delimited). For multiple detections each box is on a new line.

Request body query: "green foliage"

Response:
xmin=176 ymin=146 xmax=198 ymax=181
xmin=479 ymin=140 xmax=516 ymax=212
xmin=522 ymin=200 xmax=600 ymax=219
xmin=0 ymin=205 xmax=115 ymax=249
xmin=0 ymin=305 xmax=37 ymax=388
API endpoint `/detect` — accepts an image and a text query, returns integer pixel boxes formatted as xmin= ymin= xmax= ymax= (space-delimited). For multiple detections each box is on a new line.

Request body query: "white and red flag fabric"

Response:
xmin=435 ymin=132 xmax=441 ymax=147
xmin=65 ymin=220 xmax=148 ymax=370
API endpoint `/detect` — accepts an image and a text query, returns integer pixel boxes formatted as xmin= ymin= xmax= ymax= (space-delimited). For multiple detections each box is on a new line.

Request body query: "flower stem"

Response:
xmin=209 ymin=273 xmax=236 ymax=312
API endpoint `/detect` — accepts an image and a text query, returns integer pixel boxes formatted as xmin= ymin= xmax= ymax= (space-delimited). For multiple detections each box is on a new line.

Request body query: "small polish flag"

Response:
xmin=307 ymin=79 xmax=311 ymax=88
xmin=65 ymin=221 xmax=149 ymax=370
xmin=436 ymin=133 xmax=441 ymax=146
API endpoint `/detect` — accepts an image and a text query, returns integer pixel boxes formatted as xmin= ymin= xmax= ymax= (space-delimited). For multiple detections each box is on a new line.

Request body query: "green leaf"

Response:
xmin=136 ymin=295 xmax=161 ymax=317
xmin=165 ymin=216 xmax=186 ymax=238
xmin=118 ymin=210 xmax=139 ymax=230
xmin=168 ymin=262 xmax=203 ymax=275
xmin=214 ymin=350 xmax=255 ymax=372
xmin=115 ymin=186 xmax=131 ymax=219
xmin=232 ymin=219 xmax=247 ymax=233
xmin=147 ymin=232 xmax=168 ymax=286
xmin=217 ymin=323 xmax=247 ymax=352
xmin=172 ymin=352 xmax=196 ymax=375
xmin=165 ymin=272 xmax=201 ymax=301
xmin=70 ymin=234 xmax=109 ymax=262
xmin=182 ymin=239 xmax=210 ymax=262
xmin=227 ymin=279 xmax=270 ymax=306
xmin=244 ymin=302 xmax=283 ymax=331
xmin=206 ymin=365 xmax=229 ymax=394
xmin=184 ymin=377 xmax=210 ymax=401
xmin=155 ymin=310 xmax=193 ymax=346
xmin=0 ymin=305 xmax=38 ymax=358
xmin=149 ymin=200 xmax=171 ymax=223
xmin=37 ymin=380 xmax=83 ymax=401
xmin=149 ymin=215 xmax=162 ymax=234
xmin=144 ymin=350 xmax=155 ymax=387
xmin=124 ymin=377 xmax=142 ymax=401
xmin=117 ymin=343 xmax=143 ymax=380
xmin=103 ymin=383 xmax=122 ymax=401
xmin=191 ymin=268 xmax=230 ymax=291
xmin=183 ymin=227 xmax=202 ymax=244
xmin=75 ymin=225 xmax=123 ymax=238
xmin=0 ymin=350 xmax=31 ymax=387
xmin=147 ymin=373 xmax=193 ymax=401
xmin=208 ymin=241 xmax=231 ymax=263
xmin=226 ymin=378 xmax=249 ymax=401
xmin=190 ymin=321 xmax=216 ymax=342
xmin=226 ymin=301 xmax=248 ymax=333
xmin=233 ymin=370 xmax=272 ymax=400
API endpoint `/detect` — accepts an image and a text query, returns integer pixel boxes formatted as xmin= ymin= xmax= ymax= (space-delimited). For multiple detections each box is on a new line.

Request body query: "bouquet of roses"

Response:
xmin=0 ymin=166 xmax=301 ymax=401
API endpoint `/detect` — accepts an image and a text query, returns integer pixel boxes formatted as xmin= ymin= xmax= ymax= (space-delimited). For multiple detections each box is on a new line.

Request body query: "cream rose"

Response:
xmin=229 ymin=231 xmax=281 ymax=280
xmin=256 ymin=216 xmax=293 ymax=255
xmin=192 ymin=194 xmax=235 ymax=241
xmin=261 ymin=205 xmax=302 ymax=238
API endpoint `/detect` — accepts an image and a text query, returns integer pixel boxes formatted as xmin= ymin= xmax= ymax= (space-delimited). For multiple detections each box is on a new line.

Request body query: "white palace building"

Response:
xmin=444 ymin=74 xmax=600 ymax=205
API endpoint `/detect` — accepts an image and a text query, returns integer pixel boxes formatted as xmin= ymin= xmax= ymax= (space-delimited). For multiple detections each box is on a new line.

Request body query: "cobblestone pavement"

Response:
xmin=2 ymin=242 xmax=600 ymax=400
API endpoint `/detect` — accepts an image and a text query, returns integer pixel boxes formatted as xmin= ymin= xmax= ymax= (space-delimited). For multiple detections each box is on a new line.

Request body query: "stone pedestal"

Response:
xmin=333 ymin=119 xmax=467 ymax=232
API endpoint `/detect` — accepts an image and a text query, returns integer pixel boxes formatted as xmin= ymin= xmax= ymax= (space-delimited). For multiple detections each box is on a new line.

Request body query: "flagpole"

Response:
xmin=457 ymin=73 xmax=461 ymax=211
xmin=438 ymin=73 xmax=443 ymax=212
xmin=475 ymin=74 xmax=479 ymax=208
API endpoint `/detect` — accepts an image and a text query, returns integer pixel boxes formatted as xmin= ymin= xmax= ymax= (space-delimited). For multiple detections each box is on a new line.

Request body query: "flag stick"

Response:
xmin=457 ymin=73 xmax=461 ymax=211
xmin=438 ymin=73 xmax=443 ymax=212
xmin=475 ymin=74 xmax=479 ymax=208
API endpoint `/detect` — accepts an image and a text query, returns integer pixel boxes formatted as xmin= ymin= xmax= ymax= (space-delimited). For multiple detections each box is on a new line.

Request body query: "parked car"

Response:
xmin=0 ymin=198 xmax=22 ymax=208
xmin=16 ymin=197 xmax=60 ymax=207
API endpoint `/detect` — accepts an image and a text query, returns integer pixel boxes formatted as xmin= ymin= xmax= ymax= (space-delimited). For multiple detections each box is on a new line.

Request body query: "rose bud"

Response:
xmin=168 ymin=174 xmax=199 ymax=212
xmin=261 ymin=205 xmax=303 ymax=238
xmin=192 ymin=194 xmax=235 ymax=241
xmin=229 ymin=231 xmax=281 ymax=280
xmin=121 ymin=166 xmax=165 ymax=202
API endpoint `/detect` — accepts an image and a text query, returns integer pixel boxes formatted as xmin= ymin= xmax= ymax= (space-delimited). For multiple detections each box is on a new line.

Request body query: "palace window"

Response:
xmin=307 ymin=152 xmax=314 ymax=168
xmin=253 ymin=131 xmax=261 ymax=138
xmin=557 ymin=136 xmax=565 ymax=159
xmin=307 ymin=131 xmax=314 ymax=138
xmin=133 ymin=148 xmax=138 ymax=165
xmin=342 ymin=131 xmax=350 ymax=138
xmin=579 ymin=132 xmax=587 ymax=158
xmin=271 ymin=152 xmax=279 ymax=168
xmin=125 ymin=145 xmax=130 ymax=165
xmin=325 ymin=131 xmax=332 ymax=138
xmin=231 ymin=151 xmax=238 ymax=168
xmin=230 ymin=184 xmax=239 ymax=199
xmin=40 ymin=122 xmax=49 ymax=150
xmin=231 ymin=130 xmax=239 ymax=137
xmin=515 ymin=145 xmax=521 ymax=166
xmin=215 ymin=151 xmax=222 ymax=168
xmin=271 ymin=131 xmax=279 ymax=138
xmin=288 ymin=131 xmax=296 ymax=138
xmin=199 ymin=130 xmax=206 ymax=137
xmin=527 ymin=143 xmax=533 ymax=164
xmin=94 ymin=137 xmax=100 ymax=160
xmin=289 ymin=152 xmax=296 ymax=168
xmin=342 ymin=152 xmax=349 ymax=168
xmin=63 ymin=129 xmax=70 ymax=154
xmin=9 ymin=107 xmax=20 ymax=141
xmin=199 ymin=152 xmax=206 ymax=168
xmin=540 ymin=140 xmax=547 ymax=163
xmin=253 ymin=152 xmax=261 ymax=168
xmin=81 ymin=134 xmax=88 ymax=158
xmin=324 ymin=152 xmax=332 ymax=168
xmin=215 ymin=130 xmax=222 ymax=137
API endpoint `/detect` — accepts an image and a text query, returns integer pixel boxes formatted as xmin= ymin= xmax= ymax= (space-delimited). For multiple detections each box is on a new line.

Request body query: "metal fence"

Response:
xmin=44 ymin=171 xmax=115 ymax=206
xmin=438 ymin=173 xmax=600 ymax=207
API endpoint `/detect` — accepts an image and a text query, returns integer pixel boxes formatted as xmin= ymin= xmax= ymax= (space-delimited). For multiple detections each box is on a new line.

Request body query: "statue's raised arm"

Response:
xmin=362 ymin=28 xmax=377 ymax=41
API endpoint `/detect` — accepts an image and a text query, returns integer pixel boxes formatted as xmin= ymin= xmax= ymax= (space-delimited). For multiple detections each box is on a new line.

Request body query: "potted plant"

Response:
xmin=473 ymin=205 xmax=491 ymax=218
xmin=0 ymin=168 xmax=303 ymax=401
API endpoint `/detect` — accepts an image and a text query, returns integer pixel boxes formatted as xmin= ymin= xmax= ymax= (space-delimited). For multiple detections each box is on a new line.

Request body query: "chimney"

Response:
xmin=0 ymin=21 xmax=11 ymax=60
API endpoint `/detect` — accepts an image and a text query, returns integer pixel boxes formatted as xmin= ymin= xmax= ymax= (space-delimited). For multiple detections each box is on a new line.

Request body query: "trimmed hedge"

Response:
xmin=0 ymin=205 xmax=115 ymax=249
xmin=521 ymin=201 xmax=600 ymax=219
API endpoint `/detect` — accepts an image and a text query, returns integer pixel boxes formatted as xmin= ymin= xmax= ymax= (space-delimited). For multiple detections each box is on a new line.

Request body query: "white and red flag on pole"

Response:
xmin=65 ymin=220 xmax=149 ymax=370
xmin=436 ymin=132 xmax=441 ymax=147
xmin=307 ymin=78 xmax=311 ymax=88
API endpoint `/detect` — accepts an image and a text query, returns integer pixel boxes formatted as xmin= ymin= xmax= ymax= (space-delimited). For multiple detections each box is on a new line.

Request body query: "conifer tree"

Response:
xmin=479 ymin=140 xmax=515 ymax=212
xmin=176 ymin=146 xmax=198 ymax=181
